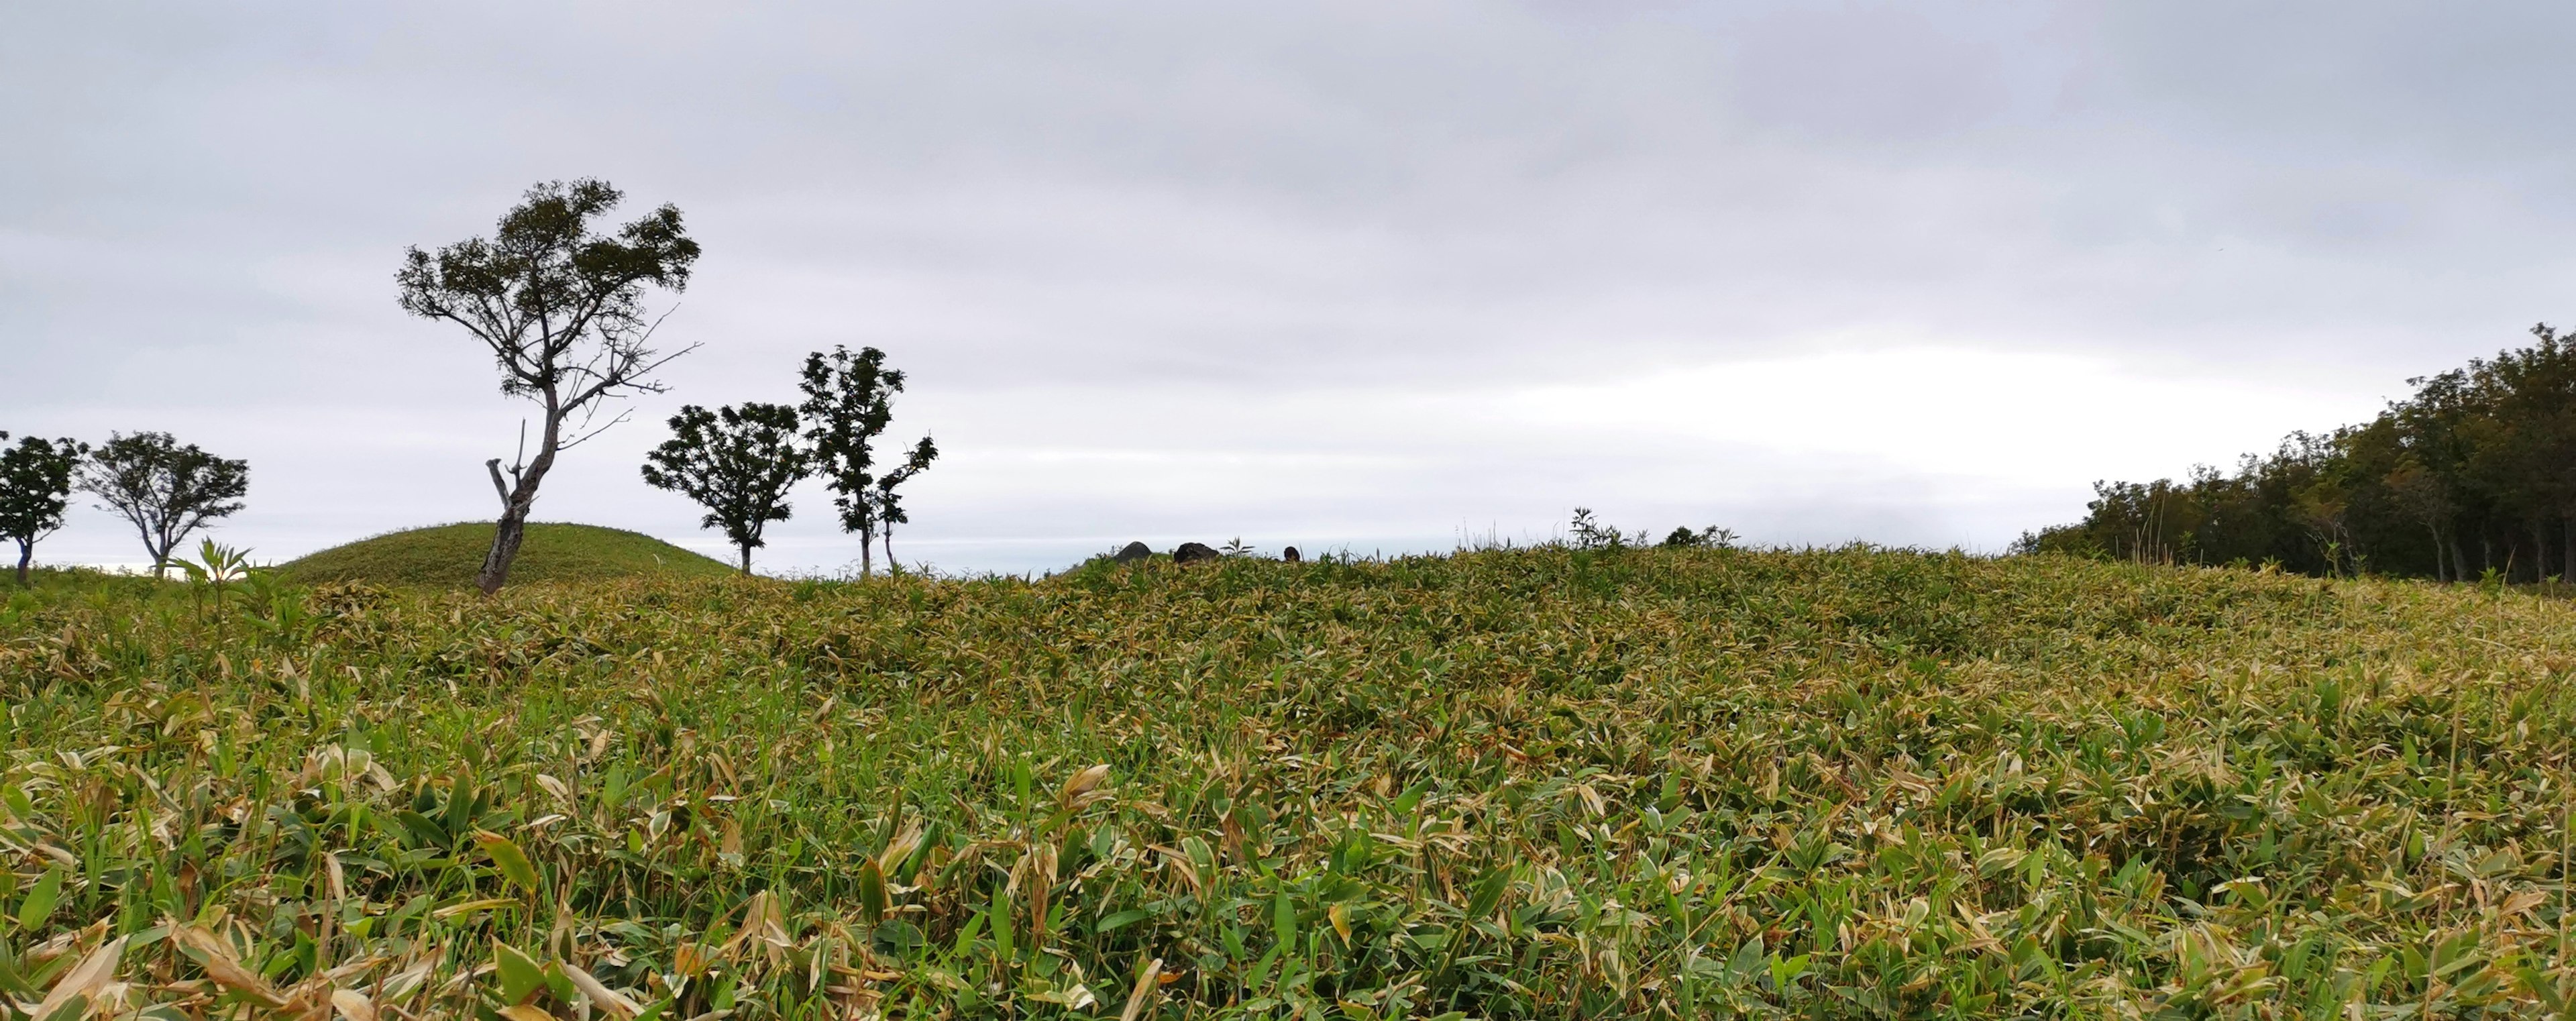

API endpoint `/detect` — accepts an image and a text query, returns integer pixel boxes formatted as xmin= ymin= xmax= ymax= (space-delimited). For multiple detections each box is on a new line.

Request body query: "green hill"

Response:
xmin=276 ymin=521 xmax=733 ymax=587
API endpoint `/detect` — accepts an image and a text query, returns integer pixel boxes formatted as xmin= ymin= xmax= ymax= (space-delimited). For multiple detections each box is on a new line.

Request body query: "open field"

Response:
xmin=275 ymin=523 xmax=734 ymax=588
xmin=4 ymin=548 xmax=2576 ymax=1018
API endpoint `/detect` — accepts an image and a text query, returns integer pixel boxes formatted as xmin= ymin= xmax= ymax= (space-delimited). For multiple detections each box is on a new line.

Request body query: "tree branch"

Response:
xmin=486 ymin=458 xmax=513 ymax=508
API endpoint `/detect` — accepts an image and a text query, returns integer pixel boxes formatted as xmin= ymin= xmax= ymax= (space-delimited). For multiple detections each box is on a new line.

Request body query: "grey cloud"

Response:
xmin=5 ymin=1 xmax=2572 ymax=572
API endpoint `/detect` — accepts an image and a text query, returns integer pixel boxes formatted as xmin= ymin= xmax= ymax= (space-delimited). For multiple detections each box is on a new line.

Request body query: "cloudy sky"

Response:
xmin=7 ymin=2 xmax=2573 ymax=575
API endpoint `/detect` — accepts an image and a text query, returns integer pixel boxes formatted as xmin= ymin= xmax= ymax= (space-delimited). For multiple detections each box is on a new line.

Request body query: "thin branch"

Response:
xmin=555 ymin=409 xmax=635 ymax=451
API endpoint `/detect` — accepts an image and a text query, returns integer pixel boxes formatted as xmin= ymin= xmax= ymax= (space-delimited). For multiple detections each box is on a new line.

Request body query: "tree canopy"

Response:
xmin=0 ymin=433 xmax=87 ymax=585
xmin=2025 ymin=323 xmax=2576 ymax=582
xmin=640 ymin=402 xmax=810 ymax=574
xmin=798 ymin=345 xmax=930 ymax=576
xmin=76 ymin=431 xmax=248 ymax=578
xmin=396 ymin=178 xmax=701 ymax=594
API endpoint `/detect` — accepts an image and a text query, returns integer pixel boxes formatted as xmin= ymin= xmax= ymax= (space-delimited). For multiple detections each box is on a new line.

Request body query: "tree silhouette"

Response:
xmin=798 ymin=345 xmax=912 ymax=576
xmin=397 ymin=178 xmax=702 ymax=594
xmin=868 ymin=435 xmax=938 ymax=573
xmin=0 ymin=433 xmax=87 ymax=586
xmin=77 ymin=431 xmax=247 ymax=578
xmin=641 ymin=402 xmax=810 ymax=574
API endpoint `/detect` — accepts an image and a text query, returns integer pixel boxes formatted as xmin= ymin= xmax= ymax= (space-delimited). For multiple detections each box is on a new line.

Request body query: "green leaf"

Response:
xmin=1727 ymin=934 xmax=1765 ymax=980
xmin=392 ymin=810 xmax=449 ymax=849
xmin=1466 ymin=864 xmax=1511 ymax=921
xmin=17 ymin=867 xmax=60 ymax=930
xmin=1391 ymin=778 xmax=1433 ymax=817
xmin=474 ymin=830 xmax=541 ymax=894
xmin=856 ymin=857 xmax=888 ymax=926
xmin=1769 ymin=952 xmax=1809 ymax=991
xmin=1094 ymin=908 xmax=1156 ymax=933
xmin=494 ymin=940 xmax=545 ymax=1005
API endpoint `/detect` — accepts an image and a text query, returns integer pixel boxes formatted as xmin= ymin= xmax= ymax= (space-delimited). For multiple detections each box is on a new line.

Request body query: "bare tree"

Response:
xmin=396 ymin=179 xmax=702 ymax=594
xmin=641 ymin=402 xmax=809 ymax=574
xmin=77 ymin=431 xmax=247 ymax=578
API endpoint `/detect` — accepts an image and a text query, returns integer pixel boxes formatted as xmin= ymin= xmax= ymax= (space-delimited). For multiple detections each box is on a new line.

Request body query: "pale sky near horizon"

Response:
xmin=7 ymin=2 xmax=2574 ymax=575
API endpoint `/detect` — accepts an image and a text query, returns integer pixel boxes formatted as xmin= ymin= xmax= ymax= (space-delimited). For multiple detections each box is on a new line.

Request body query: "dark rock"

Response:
xmin=1282 ymin=546 xmax=1301 ymax=562
xmin=1113 ymin=541 xmax=1152 ymax=563
xmin=1173 ymin=541 xmax=1220 ymax=565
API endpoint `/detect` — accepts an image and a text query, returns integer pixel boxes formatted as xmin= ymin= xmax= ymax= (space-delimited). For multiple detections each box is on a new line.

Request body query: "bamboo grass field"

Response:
xmin=5 ymin=546 xmax=2576 ymax=1018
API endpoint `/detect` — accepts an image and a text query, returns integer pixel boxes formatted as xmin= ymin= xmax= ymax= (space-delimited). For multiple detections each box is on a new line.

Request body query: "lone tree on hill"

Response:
xmin=868 ymin=435 xmax=938 ymax=572
xmin=641 ymin=402 xmax=810 ymax=574
xmin=396 ymin=178 xmax=702 ymax=594
xmin=800 ymin=345 xmax=937 ymax=576
xmin=78 ymin=431 xmax=248 ymax=578
xmin=0 ymin=432 xmax=88 ymax=586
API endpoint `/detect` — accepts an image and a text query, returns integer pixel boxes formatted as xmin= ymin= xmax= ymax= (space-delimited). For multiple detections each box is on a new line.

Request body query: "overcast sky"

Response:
xmin=8 ymin=1 xmax=2574 ymax=575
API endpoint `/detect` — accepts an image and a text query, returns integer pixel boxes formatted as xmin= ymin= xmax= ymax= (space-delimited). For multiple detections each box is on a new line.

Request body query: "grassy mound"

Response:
xmin=5 ymin=548 xmax=2576 ymax=1016
xmin=276 ymin=521 xmax=733 ymax=586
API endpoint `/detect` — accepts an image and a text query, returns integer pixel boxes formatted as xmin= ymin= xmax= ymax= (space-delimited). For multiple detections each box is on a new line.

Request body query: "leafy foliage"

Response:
xmin=2028 ymin=323 xmax=2576 ymax=582
xmin=641 ymin=403 xmax=811 ymax=574
xmin=395 ymin=178 xmax=700 ymax=409
xmin=868 ymin=435 xmax=938 ymax=573
xmin=1659 ymin=525 xmax=1737 ymax=550
xmin=0 ymin=433 xmax=86 ymax=586
xmin=800 ymin=346 xmax=934 ymax=576
xmin=395 ymin=178 xmax=702 ymax=594
xmin=3 ymin=549 xmax=2575 ymax=1017
xmin=74 ymin=430 xmax=248 ymax=578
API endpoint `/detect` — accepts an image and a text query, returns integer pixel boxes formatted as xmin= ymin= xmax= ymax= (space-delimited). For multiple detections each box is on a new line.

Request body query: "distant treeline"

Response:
xmin=2021 ymin=323 xmax=2576 ymax=582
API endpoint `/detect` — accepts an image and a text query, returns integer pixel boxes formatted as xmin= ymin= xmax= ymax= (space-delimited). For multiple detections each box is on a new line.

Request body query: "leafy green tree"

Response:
xmin=798 ymin=345 xmax=919 ymax=576
xmin=641 ymin=402 xmax=809 ymax=574
xmin=866 ymin=435 xmax=938 ymax=572
xmin=397 ymin=178 xmax=702 ymax=594
xmin=2029 ymin=322 xmax=2576 ymax=582
xmin=0 ymin=432 xmax=88 ymax=585
xmin=77 ymin=431 xmax=248 ymax=578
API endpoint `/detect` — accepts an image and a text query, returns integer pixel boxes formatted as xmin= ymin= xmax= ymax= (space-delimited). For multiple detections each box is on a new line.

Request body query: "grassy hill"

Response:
xmin=276 ymin=521 xmax=733 ymax=587
xmin=4 ymin=547 xmax=2575 ymax=1016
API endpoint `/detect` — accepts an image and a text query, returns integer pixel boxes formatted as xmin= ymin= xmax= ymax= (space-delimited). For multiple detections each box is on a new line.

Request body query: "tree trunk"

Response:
xmin=2426 ymin=525 xmax=2445 ymax=582
xmin=883 ymin=527 xmax=896 ymax=576
xmin=478 ymin=507 xmax=529 ymax=595
xmin=13 ymin=539 xmax=30 ymax=587
xmin=477 ymin=402 xmax=565 ymax=595
xmin=739 ymin=543 xmax=752 ymax=574
xmin=859 ymin=527 xmax=874 ymax=578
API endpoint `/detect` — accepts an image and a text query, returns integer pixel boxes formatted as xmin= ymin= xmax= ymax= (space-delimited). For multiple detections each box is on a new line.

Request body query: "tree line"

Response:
xmin=2022 ymin=323 xmax=2576 ymax=582
xmin=638 ymin=345 xmax=938 ymax=576
xmin=398 ymin=178 xmax=936 ymax=588
xmin=0 ymin=429 xmax=249 ymax=585
xmin=8 ymin=178 xmax=937 ymax=590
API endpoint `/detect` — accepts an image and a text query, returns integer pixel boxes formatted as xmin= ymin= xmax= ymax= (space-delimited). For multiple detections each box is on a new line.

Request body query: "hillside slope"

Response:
xmin=5 ymin=548 xmax=2575 ymax=1016
xmin=276 ymin=521 xmax=732 ymax=586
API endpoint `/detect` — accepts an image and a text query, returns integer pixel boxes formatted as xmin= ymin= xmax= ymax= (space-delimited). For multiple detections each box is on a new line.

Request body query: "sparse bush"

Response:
xmin=1658 ymin=525 xmax=1737 ymax=549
